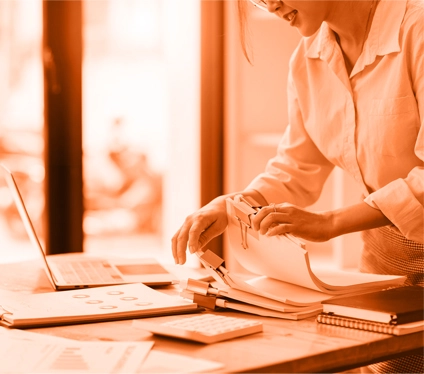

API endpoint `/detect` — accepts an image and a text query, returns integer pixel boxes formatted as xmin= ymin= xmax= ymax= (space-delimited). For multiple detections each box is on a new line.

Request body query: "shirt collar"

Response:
xmin=305 ymin=0 xmax=407 ymax=62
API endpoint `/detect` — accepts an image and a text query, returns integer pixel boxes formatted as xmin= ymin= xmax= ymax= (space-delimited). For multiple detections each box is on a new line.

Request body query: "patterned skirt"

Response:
xmin=360 ymin=226 xmax=424 ymax=374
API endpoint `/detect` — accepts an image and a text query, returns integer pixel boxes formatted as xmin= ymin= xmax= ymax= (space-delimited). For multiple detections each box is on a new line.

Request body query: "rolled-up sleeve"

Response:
xmin=364 ymin=176 xmax=424 ymax=243
xmin=364 ymin=8 xmax=424 ymax=244
xmin=364 ymin=121 xmax=424 ymax=244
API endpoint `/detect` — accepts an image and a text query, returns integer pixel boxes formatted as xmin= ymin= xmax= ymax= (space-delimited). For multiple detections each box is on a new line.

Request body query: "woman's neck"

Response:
xmin=327 ymin=0 xmax=380 ymax=74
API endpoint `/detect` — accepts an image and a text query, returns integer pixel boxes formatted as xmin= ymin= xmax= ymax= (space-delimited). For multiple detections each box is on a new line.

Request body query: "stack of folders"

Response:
xmin=317 ymin=286 xmax=424 ymax=335
xmin=179 ymin=196 xmax=409 ymax=320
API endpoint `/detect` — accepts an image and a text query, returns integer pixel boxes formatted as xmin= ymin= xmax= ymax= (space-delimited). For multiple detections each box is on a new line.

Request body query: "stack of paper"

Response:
xmin=179 ymin=197 xmax=407 ymax=320
xmin=226 ymin=197 xmax=406 ymax=298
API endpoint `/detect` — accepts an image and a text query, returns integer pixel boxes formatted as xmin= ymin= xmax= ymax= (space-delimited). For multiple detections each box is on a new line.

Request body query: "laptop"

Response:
xmin=1 ymin=164 xmax=177 ymax=290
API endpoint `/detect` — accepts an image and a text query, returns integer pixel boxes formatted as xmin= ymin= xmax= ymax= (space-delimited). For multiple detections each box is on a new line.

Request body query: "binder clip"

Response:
xmin=0 ymin=305 xmax=12 ymax=319
xmin=232 ymin=194 xmax=262 ymax=249
xmin=196 ymin=250 xmax=230 ymax=286
xmin=181 ymin=278 xmax=219 ymax=310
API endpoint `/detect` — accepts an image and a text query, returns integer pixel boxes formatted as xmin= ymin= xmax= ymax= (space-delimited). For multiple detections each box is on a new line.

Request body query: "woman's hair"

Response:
xmin=237 ymin=0 xmax=253 ymax=64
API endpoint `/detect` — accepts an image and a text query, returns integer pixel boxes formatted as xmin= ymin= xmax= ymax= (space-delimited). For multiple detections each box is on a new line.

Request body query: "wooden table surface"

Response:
xmin=1 ymin=260 xmax=422 ymax=373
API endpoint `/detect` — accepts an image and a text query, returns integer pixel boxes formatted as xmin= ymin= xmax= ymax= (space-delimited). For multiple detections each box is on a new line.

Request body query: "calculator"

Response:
xmin=136 ymin=314 xmax=263 ymax=344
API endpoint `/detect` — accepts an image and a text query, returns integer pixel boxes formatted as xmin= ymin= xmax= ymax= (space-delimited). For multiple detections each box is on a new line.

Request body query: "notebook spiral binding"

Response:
xmin=317 ymin=313 xmax=397 ymax=334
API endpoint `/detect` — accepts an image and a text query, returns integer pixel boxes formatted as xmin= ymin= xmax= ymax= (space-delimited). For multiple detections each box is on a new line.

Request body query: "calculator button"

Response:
xmin=136 ymin=314 xmax=263 ymax=344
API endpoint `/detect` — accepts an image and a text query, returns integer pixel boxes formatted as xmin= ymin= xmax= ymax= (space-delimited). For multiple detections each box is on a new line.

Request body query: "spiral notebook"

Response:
xmin=317 ymin=286 xmax=424 ymax=335
xmin=316 ymin=314 xmax=424 ymax=336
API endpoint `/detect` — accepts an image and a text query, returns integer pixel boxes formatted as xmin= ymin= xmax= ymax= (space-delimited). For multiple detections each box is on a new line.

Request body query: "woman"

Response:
xmin=172 ymin=1 xmax=423 ymax=372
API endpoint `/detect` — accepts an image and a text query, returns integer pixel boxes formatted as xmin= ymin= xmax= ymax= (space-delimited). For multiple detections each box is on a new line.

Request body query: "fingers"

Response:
xmin=172 ymin=224 xmax=201 ymax=265
xmin=259 ymin=212 xmax=291 ymax=235
xmin=251 ymin=203 xmax=295 ymax=235
xmin=251 ymin=205 xmax=276 ymax=231
xmin=266 ymin=223 xmax=294 ymax=236
xmin=236 ymin=201 xmax=327 ymax=242
xmin=188 ymin=221 xmax=208 ymax=253
xmin=172 ymin=213 xmax=226 ymax=265
xmin=171 ymin=226 xmax=188 ymax=265
xmin=171 ymin=224 xmax=212 ymax=265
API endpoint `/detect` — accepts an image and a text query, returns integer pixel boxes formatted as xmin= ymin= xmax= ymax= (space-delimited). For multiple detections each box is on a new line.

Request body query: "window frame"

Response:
xmin=42 ymin=0 xmax=224 ymax=257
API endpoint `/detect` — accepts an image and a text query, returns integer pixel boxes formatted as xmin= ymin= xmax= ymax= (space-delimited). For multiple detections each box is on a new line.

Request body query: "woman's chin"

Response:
xmin=294 ymin=22 xmax=322 ymax=38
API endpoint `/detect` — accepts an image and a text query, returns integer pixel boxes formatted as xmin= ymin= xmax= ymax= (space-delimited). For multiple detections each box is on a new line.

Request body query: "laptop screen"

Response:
xmin=1 ymin=164 xmax=58 ymax=289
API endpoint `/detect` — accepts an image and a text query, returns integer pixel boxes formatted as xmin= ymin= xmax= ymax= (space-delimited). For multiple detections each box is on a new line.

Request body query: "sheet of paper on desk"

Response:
xmin=0 ymin=283 xmax=198 ymax=328
xmin=0 ymin=327 xmax=154 ymax=373
xmin=140 ymin=350 xmax=224 ymax=373
xmin=0 ymin=327 xmax=223 ymax=373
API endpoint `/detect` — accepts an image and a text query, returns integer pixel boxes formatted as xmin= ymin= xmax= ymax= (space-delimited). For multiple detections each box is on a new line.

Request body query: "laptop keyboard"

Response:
xmin=56 ymin=261 xmax=124 ymax=284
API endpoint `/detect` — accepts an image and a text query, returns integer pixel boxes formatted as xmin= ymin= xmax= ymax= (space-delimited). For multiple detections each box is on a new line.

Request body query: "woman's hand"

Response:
xmin=251 ymin=203 xmax=334 ymax=242
xmin=171 ymin=197 xmax=228 ymax=265
xmin=251 ymin=201 xmax=392 ymax=242
xmin=171 ymin=190 xmax=268 ymax=265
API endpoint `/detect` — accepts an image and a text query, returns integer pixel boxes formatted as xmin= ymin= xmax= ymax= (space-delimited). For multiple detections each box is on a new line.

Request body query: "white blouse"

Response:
xmin=247 ymin=0 xmax=424 ymax=243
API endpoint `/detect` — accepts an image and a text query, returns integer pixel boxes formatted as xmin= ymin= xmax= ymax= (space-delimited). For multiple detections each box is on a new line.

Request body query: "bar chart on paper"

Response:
xmin=0 ymin=328 xmax=154 ymax=374
xmin=49 ymin=347 xmax=90 ymax=371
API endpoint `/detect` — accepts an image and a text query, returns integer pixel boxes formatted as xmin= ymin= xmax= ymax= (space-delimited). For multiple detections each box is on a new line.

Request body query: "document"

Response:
xmin=140 ymin=350 xmax=224 ymax=373
xmin=0 ymin=327 xmax=224 ymax=373
xmin=0 ymin=283 xmax=198 ymax=328
xmin=0 ymin=327 xmax=154 ymax=373
xmin=180 ymin=197 xmax=408 ymax=320
xmin=225 ymin=197 xmax=406 ymax=299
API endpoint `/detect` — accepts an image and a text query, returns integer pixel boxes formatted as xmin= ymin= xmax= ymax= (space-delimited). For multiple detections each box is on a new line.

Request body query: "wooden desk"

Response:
xmin=1 ymin=260 xmax=423 ymax=373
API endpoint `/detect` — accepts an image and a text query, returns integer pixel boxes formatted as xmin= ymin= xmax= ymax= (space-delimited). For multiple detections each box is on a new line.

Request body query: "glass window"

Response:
xmin=82 ymin=0 xmax=201 ymax=264
xmin=0 ymin=0 xmax=44 ymax=263
xmin=0 ymin=0 xmax=200 ymax=265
